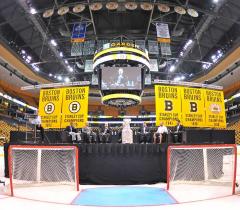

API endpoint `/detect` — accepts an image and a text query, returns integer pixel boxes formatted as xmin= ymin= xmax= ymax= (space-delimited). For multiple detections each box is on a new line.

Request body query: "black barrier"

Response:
xmin=182 ymin=129 xmax=235 ymax=144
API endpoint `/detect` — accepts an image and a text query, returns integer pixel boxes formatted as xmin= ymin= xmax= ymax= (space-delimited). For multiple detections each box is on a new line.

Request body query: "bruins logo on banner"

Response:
xmin=204 ymin=89 xmax=226 ymax=128
xmin=155 ymin=85 xmax=182 ymax=126
xmin=181 ymin=87 xmax=206 ymax=127
xmin=61 ymin=86 xmax=89 ymax=128
xmin=39 ymin=88 xmax=63 ymax=128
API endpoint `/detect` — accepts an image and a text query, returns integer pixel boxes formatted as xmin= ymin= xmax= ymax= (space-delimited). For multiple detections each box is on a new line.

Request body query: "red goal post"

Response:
xmin=167 ymin=144 xmax=237 ymax=195
xmin=8 ymin=145 xmax=79 ymax=196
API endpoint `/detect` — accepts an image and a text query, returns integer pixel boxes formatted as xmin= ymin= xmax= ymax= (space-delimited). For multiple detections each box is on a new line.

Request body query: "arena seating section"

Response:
xmin=227 ymin=118 xmax=240 ymax=144
xmin=0 ymin=114 xmax=30 ymax=145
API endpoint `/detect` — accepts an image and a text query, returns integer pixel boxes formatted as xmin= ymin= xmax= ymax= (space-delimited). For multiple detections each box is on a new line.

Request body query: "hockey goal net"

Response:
xmin=167 ymin=144 xmax=237 ymax=201
xmin=8 ymin=145 xmax=79 ymax=198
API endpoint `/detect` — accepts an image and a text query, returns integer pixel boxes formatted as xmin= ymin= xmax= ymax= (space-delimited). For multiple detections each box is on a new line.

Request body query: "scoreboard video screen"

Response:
xmin=101 ymin=67 xmax=142 ymax=90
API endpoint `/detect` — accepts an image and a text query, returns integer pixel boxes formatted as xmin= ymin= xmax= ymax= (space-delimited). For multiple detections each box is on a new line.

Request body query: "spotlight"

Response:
xmin=50 ymin=39 xmax=57 ymax=46
xmin=181 ymin=75 xmax=185 ymax=80
xmin=30 ymin=7 xmax=37 ymax=14
xmin=169 ymin=65 xmax=175 ymax=72
xmin=64 ymin=77 xmax=70 ymax=83
xmin=174 ymin=77 xmax=181 ymax=81
xmin=68 ymin=66 xmax=73 ymax=72
xmin=34 ymin=66 xmax=40 ymax=71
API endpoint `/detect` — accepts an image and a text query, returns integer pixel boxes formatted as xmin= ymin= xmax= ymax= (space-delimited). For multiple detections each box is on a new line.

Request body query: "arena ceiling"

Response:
xmin=0 ymin=0 xmax=240 ymax=85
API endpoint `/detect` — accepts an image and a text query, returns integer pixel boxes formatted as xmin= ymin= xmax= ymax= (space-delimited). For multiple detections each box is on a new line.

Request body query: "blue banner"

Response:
xmin=71 ymin=22 xmax=87 ymax=43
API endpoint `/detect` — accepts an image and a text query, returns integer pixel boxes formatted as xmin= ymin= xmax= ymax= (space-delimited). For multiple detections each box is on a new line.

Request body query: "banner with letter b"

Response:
xmin=181 ymin=87 xmax=205 ymax=127
xmin=38 ymin=88 xmax=63 ymax=128
xmin=155 ymin=85 xmax=226 ymax=128
xmin=39 ymin=86 xmax=89 ymax=129
xmin=61 ymin=86 xmax=89 ymax=128
xmin=155 ymin=85 xmax=182 ymax=126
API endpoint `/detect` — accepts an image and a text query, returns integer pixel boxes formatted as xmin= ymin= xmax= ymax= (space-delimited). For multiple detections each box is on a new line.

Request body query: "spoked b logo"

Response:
xmin=69 ymin=101 xmax=80 ymax=113
xmin=44 ymin=103 xmax=55 ymax=114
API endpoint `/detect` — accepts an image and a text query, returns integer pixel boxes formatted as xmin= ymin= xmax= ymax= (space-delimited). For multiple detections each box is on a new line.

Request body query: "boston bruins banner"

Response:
xmin=155 ymin=85 xmax=226 ymax=128
xmin=61 ymin=86 xmax=89 ymax=128
xmin=39 ymin=86 xmax=89 ymax=129
xmin=181 ymin=87 xmax=205 ymax=127
xmin=155 ymin=85 xmax=182 ymax=126
xmin=204 ymin=89 xmax=226 ymax=128
xmin=38 ymin=88 xmax=63 ymax=128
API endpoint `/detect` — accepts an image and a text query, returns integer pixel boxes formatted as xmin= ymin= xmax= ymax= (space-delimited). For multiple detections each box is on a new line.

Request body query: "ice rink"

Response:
xmin=0 ymin=146 xmax=240 ymax=209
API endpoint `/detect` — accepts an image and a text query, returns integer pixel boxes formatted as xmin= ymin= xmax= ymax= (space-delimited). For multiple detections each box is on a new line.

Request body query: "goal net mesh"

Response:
xmin=167 ymin=145 xmax=237 ymax=201
xmin=8 ymin=146 xmax=79 ymax=198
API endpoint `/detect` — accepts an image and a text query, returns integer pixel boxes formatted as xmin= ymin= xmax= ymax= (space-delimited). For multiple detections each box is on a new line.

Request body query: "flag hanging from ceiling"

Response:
xmin=156 ymin=22 xmax=171 ymax=43
xmin=71 ymin=22 xmax=87 ymax=43
xmin=160 ymin=42 xmax=172 ymax=55
xmin=156 ymin=22 xmax=171 ymax=55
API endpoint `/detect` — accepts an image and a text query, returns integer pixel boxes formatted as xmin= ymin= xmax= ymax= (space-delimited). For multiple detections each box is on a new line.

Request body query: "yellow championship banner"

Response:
xmin=155 ymin=85 xmax=182 ymax=126
xmin=204 ymin=89 xmax=226 ymax=128
xmin=181 ymin=87 xmax=206 ymax=127
xmin=39 ymin=88 xmax=63 ymax=128
xmin=61 ymin=86 xmax=89 ymax=128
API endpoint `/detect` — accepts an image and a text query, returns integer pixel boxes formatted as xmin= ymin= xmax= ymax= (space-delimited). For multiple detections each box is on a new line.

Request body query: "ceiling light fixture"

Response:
xmin=21 ymin=50 xmax=26 ymax=54
xmin=187 ymin=8 xmax=199 ymax=17
xmin=49 ymin=73 xmax=53 ymax=77
xmin=140 ymin=3 xmax=153 ymax=11
xmin=183 ymin=39 xmax=193 ymax=50
xmin=30 ymin=7 xmax=37 ymax=14
xmin=64 ymin=77 xmax=70 ymax=83
xmin=158 ymin=4 xmax=170 ymax=13
xmin=174 ymin=77 xmax=181 ymax=81
xmin=174 ymin=6 xmax=186 ymax=15
xmin=125 ymin=2 xmax=138 ymax=10
xmin=57 ymin=75 xmax=62 ymax=81
xmin=169 ymin=65 xmax=175 ymax=72
xmin=50 ymin=39 xmax=57 ymax=46
xmin=59 ymin=52 xmax=63 ymax=57
xmin=32 ymin=64 xmax=39 ymax=71
xmin=106 ymin=2 xmax=119 ymax=10
xmin=73 ymin=4 xmax=85 ymax=13
xmin=89 ymin=3 xmax=103 ymax=11
xmin=43 ymin=9 xmax=54 ymax=18
xmin=57 ymin=6 xmax=69 ymax=15
xmin=68 ymin=66 xmax=73 ymax=72
xmin=34 ymin=66 xmax=40 ymax=72
xmin=65 ymin=60 xmax=68 ymax=64
xmin=202 ymin=63 xmax=212 ymax=70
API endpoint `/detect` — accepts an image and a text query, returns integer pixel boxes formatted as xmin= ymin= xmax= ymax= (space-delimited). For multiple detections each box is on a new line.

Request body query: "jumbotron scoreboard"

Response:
xmin=93 ymin=42 xmax=150 ymax=108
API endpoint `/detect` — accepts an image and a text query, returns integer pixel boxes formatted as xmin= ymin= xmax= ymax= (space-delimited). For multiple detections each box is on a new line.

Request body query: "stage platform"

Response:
xmin=9 ymin=129 xmax=235 ymax=144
